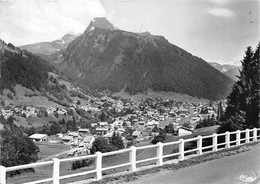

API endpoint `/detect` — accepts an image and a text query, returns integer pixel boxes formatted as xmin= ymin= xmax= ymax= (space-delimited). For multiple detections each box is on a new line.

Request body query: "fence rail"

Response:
xmin=0 ymin=128 xmax=259 ymax=184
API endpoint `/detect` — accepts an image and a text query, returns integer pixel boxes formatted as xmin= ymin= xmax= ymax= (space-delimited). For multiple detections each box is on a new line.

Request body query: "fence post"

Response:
xmin=156 ymin=142 xmax=163 ymax=166
xmin=52 ymin=158 xmax=60 ymax=184
xmin=225 ymin=132 xmax=230 ymax=148
xmin=0 ymin=165 xmax=6 ymax=184
xmin=197 ymin=136 xmax=202 ymax=155
xmin=178 ymin=139 xmax=185 ymax=161
xmin=246 ymin=129 xmax=250 ymax=143
xmin=253 ymin=128 xmax=257 ymax=141
xmin=212 ymin=133 xmax=218 ymax=152
xmin=129 ymin=146 xmax=137 ymax=172
xmin=95 ymin=152 xmax=102 ymax=180
xmin=236 ymin=130 xmax=240 ymax=146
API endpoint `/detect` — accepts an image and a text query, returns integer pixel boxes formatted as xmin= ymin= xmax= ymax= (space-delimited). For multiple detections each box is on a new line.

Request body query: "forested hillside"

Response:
xmin=50 ymin=18 xmax=233 ymax=100
xmin=0 ymin=40 xmax=53 ymax=92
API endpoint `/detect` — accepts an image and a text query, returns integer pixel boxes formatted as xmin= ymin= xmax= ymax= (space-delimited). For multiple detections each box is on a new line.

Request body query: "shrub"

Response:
xmin=7 ymin=92 xmax=13 ymax=99
xmin=151 ymin=134 xmax=166 ymax=144
xmin=164 ymin=123 xmax=175 ymax=133
xmin=90 ymin=137 xmax=114 ymax=154
xmin=71 ymin=159 xmax=92 ymax=170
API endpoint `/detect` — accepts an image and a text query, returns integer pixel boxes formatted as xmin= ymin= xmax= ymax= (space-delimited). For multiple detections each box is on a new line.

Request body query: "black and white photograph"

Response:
xmin=0 ymin=0 xmax=259 ymax=183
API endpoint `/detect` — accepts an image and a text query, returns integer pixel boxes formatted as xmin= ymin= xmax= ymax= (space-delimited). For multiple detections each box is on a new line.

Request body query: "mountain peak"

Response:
xmin=86 ymin=17 xmax=117 ymax=32
xmin=61 ymin=32 xmax=80 ymax=43
xmin=19 ymin=32 xmax=80 ymax=55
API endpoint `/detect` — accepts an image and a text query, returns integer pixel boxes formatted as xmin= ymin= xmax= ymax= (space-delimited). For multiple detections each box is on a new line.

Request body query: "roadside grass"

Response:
xmin=89 ymin=141 xmax=260 ymax=184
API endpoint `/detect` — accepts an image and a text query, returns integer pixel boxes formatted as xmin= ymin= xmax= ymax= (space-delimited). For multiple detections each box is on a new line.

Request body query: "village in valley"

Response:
xmin=1 ymin=1 xmax=259 ymax=183
xmin=0 ymin=88 xmax=223 ymax=160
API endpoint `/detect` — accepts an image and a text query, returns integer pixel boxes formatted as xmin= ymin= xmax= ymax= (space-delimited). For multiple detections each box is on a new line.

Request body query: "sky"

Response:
xmin=0 ymin=0 xmax=259 ymax=65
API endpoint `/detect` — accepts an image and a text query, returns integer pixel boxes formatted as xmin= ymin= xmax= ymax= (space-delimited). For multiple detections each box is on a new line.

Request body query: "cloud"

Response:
xmin=207 ymin=8 xmax=235 ymax=18
xmin=208 ymin=0 xmax=230 ymax=5
xmin=107 ymin=10 xmax=115 ymax=21
xmin=0 ymin=0 xmax=107 ymax=45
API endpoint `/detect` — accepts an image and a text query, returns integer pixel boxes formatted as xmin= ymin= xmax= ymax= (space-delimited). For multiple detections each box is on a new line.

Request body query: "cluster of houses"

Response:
xmin=0 ymin=95 xmax=123 ymax=120
xmin=1 ymin=92 xmax=223 ymax=157
xmin=27 ymin=97 xmax=221 ymax=156
xmin=0 ymin=105 xmax=63 ymax=119
xmin=29 ymin=130 xmax=95 ymax=156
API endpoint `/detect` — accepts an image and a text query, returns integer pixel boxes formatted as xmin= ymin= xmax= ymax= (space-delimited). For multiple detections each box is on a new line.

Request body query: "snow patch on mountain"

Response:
xmin=20 ymin=32 xmax=81 ymax=55
xmin=89 ymin=27 xmax=95 ymax=32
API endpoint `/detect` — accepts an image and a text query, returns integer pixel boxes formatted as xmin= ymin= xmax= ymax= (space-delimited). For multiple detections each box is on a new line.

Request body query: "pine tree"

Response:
xmin=249 ymin=43 xmax=260 ymax=127
xmin=110 ymin=131 xmax=124 ymax=149
xmin=220 ymin=43 xmax=260 ymax=132
xmin=217 ymin=102 xmax=224 ymax=121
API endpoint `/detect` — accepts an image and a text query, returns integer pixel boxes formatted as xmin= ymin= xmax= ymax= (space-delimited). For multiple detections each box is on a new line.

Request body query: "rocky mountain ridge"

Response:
xmin=46 ymin=18 xmax=234 ymax=100
xmin=20 ymin=32 xmax=80 ymax=55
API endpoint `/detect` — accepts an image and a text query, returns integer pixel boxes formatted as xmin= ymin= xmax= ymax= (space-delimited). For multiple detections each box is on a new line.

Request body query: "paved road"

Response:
xmin=129 ymin=144 xmax=260 ymax=184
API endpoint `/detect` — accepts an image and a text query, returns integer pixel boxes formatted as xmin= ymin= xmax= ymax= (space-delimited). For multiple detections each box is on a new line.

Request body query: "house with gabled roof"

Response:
xmin=96 ymin=127 xmax=108 ymax=135
xmin=29 ymin=134 xmax=49 ymax=142
xmin=177 ymin=126 xmax=193 ymax=136
xmin=82 ymin=135 xmax=95 ymax=148
xmin=132 ymin=130 xmax=142 ymax=139
xmin=62 ymin=135 xmax=74 ymax=144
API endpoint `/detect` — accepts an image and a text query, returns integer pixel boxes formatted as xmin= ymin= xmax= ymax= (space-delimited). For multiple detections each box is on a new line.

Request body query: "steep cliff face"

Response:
xmin=49 ymin=18 xmax=233 ymax=100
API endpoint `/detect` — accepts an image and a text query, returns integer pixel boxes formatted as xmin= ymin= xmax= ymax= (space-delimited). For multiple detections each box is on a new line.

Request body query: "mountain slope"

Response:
xmin=223 ymin=67 xmax=240 ymax=81
xmin=20 ymin=32 xmax=80 ymax=55
xmin=0 ymin=40 xmax=53 ymax=91
xmin=209 ymin=62 xmax=241 ymax=81
xmin=0 ymin=39 xmax=97 ymax=110
xmin=48 ymin=18 xmax=234 ymax=100
xmin=208 ymin=62 xmax=236 ymax=73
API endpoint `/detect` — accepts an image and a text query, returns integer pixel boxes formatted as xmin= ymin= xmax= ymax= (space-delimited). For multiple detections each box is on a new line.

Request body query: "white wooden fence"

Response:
xmin=0 ymin=128 xmax=259 ymax=184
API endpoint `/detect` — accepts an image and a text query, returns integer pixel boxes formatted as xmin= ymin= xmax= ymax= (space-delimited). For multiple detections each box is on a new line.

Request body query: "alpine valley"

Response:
xmin=20 ymin=17 xmax=234 ymax=101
